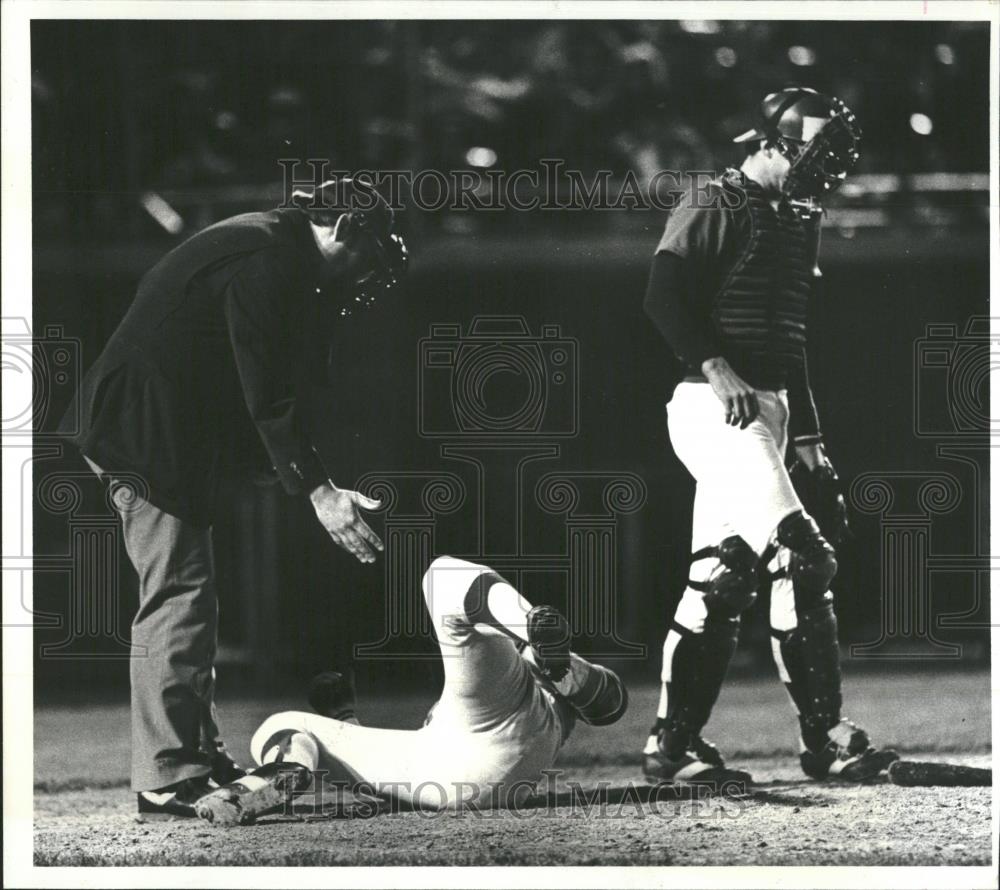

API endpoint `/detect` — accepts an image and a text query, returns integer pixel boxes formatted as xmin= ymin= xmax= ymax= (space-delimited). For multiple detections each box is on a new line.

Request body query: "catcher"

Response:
xmin=641 ymin=88 xmax=898 ymax=788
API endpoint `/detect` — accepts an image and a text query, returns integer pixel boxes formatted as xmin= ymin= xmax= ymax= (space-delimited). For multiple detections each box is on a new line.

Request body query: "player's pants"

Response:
xmin=251 ymin=557 xmax=569 ymax=810
xmin=87 ymin=457 xmax=225 ymax=792
xmin=657 ymin=383 xmax=806 ymax=723
xmin=665 ymin=382 xmax=802 ymax=634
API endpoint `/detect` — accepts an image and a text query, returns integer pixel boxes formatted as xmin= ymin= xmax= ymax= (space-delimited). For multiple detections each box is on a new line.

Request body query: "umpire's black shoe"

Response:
xmin=525 ymin=605 xmax=571 ymax=683
xmin=137 ymin=775 xmax=215 ymax=820
xmin=800 ymin=718 xmax=899 ymax=782
xmin=643 ymin=730 xmax=753 ymax=793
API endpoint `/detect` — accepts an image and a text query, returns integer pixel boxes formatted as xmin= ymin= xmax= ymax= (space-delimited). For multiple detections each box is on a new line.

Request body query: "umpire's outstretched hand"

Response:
xmin=309 ymin=484 xmax=384 ymax=564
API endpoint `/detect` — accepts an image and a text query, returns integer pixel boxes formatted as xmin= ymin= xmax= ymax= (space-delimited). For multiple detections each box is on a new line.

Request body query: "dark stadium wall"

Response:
xmin=31 ymin=239 xmax=990 ymax=694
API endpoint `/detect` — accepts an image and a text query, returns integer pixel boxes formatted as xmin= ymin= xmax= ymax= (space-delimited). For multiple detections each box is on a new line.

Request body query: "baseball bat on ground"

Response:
xmin=887 ymin=760 xmax=991 ymax=787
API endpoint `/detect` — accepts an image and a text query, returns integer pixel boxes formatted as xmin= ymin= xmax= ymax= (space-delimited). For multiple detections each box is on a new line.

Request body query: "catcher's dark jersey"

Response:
xmin=58 ymin=208 xmax=339 ymax=525
xmin=644 ymin=171 xmax=821 ymax=442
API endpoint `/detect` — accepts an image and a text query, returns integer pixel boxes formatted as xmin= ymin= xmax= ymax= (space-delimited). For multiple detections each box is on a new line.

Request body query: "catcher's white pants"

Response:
xmin=665 ymin=382 xmax=804 ymax=643
xmin=251 ymin=557 xmax=570 ymax=810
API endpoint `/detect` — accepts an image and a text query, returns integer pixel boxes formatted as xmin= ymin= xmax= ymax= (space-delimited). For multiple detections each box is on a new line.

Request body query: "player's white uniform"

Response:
xmin=666 ymin=383 xmax=801 ymax=638
xmin=251 ymin=556 xmax=574 ymax=810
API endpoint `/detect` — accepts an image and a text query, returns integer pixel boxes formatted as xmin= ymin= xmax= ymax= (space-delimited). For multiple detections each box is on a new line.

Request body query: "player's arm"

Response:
xmin=644 ymin=193 xmax=759 ymax=428
xmin=786 ymin=349 xmax=823 ymax=456
xmin=224 ymin=248 xmax=383 ymax=563
xmin=787 ymin=346 xmax=850 ymax=544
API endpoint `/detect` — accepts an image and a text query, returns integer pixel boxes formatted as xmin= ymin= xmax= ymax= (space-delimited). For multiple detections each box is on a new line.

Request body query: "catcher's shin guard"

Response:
xmin=774 ymin=601 xmax=900 ymax=781
xmin=667 ymin=616 xmax=740 ymax=744
xmin=645 ymin=616 xmax=742 ymax=784
xmin=772 ymin=600 xmax=843 ymax=750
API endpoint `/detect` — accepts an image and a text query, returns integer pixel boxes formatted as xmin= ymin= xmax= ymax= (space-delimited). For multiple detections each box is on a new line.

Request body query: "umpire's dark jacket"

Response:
xmin=58 ymin=208 xmax=336 ymax=526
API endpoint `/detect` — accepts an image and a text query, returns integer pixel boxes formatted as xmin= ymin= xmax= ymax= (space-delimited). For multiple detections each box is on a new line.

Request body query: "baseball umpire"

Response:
xmin=57 ymin=178 xmax=407 ymax=817
xmin=641 ymin=88 xmax=898 ymax=788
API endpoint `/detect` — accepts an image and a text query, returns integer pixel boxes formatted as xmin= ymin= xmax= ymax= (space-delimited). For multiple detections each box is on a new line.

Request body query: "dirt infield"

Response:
xmin=34 ymin=669 xmax=992 ymax=866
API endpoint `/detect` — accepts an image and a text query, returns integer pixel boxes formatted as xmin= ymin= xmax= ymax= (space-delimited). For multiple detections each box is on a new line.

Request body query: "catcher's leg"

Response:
xmin=646 ymin=386 xmax=805 ymax=789
xmin=766 ymin=513 xmax=898 ymax=781
xmin=643 ymin=541 xmax=755 ymax=789
xmin=643 ymin=476 xmax=757 ymax=788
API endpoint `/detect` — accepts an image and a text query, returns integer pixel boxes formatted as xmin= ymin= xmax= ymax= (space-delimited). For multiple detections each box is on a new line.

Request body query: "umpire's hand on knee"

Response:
xmin=309 ymin=484 xmax=384 ymax=564
xmin=701 ymin=357 xmax=760 ymax=429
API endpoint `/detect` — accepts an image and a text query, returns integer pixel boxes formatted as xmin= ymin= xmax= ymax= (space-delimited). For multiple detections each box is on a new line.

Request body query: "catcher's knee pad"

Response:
xmin=690 ymin=535 xmax=758 ymax=618
xmin=776 ymin=511 xmax=837 ymax=612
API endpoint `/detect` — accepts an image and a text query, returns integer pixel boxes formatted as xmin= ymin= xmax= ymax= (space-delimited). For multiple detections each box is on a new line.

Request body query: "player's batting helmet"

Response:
xmin=734 ymin=87 xmax=861 ymax=200
xmin=291 ymin=177 xmax=408 ymax=314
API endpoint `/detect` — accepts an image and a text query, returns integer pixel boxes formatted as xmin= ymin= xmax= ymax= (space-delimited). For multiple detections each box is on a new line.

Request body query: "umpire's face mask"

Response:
xmin=313 ymin=211 xmax=409 ymax=317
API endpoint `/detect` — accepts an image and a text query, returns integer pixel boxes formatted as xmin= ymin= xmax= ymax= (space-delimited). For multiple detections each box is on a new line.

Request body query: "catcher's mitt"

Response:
xmin=789 ymin=461 xmax=851 ymax=547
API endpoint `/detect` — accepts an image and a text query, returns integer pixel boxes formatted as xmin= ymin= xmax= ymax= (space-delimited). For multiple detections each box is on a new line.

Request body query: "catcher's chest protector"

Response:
xmin=712 ymin=173 xmax=813 ymax=374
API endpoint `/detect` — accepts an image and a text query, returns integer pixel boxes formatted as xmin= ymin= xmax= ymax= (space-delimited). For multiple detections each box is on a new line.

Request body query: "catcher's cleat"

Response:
xmin=137 ymin=775 xmax=215 ymax=820
xmin=195 ymin=762 xmax=313 ymax=826
xmin=800 ymin=718 xmax=900 ymax=781
xmin=307 ymin=669 xmax=359 ymax=723
xmin=525 ymin=605 xmax=571 ymax=683
xmin=643 ymin=730 xmax=753 ymax=792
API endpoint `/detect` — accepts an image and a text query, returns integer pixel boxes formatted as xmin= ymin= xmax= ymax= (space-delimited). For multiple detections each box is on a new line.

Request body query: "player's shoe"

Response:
xmin=195 ymin=762 xmax=313 ymax=826
xmin=308 ymin=669 xmax=359 ymax=723
xmin=643 ymin=728 xmax=753 ymax=792
xmin=525 ymin=605 xmax=571 ymax=683
xmin=137 ymin=775 xmax=215 ymax=820
xmin=799 ymin=718 xmax=899 ymax=782
xmin=567 ymin=662 xmax=629 ymax=726
xmin=210 ymin=749 xmax=247 ymax=785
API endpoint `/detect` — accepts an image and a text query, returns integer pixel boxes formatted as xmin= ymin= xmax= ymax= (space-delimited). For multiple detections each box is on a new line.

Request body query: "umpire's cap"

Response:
xmin=290 ymin=177 xmax=395 ymax=236
xmin=290 ymin=177 xmax=408 ymax=313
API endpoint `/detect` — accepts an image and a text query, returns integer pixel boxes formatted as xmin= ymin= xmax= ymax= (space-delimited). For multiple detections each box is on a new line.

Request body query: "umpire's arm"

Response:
xmin=223 ymin=245 xmax=328 ymax=495
xmin=223 ymin=246 xmax=383 ymax=563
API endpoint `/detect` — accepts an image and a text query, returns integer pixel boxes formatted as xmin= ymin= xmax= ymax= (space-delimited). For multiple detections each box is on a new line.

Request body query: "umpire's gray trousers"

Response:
xmin=86 ymin=457 xmax=223 ymax=792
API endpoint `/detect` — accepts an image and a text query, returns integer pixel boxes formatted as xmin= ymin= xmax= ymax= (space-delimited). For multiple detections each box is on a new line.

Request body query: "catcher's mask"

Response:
xmin=734 ymin=87 xmax=861 ymax=200
xmin=291 ymin=178 xmax=409 ymax=315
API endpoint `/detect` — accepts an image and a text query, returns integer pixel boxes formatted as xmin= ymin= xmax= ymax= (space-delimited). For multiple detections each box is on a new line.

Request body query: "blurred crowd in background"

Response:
xmin=31 ymin=19 xmax=989 ymax=240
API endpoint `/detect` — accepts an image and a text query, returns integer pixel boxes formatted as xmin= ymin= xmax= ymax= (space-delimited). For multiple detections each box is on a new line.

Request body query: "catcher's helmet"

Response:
xmin=290 ymin=178 xmax=409 ymax=315
xmin=734 ymin=87 xmax=861 ymax=199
